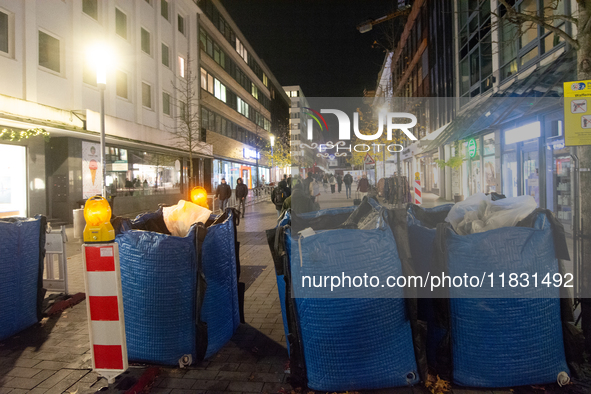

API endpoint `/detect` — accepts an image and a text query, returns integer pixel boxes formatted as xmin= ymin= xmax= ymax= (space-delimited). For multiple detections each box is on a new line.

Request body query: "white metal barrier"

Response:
xmin=210 ymin=186 xmax=273 ymax=213
xmin=44 ymin=225 xmax=69 ymax=294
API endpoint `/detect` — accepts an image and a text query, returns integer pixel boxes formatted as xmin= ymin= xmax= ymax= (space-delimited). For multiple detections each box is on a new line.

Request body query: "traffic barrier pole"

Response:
xmin=414 ymin=172 xmax=422 ymax=205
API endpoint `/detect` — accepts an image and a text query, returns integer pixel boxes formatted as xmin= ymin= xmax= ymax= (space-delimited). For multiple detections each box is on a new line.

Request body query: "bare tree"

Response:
xmin=169 ymin=54 xmax=210 ymax=190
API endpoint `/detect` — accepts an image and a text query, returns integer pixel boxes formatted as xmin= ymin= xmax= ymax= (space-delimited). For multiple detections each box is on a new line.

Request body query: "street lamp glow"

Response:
xmin=87 ymin=43 xmax=113 ymax=85
xmin=270 ymin=135 xmax=275 ymax=147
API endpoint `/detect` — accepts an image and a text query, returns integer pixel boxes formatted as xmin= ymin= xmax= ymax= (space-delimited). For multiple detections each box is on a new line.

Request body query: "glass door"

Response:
xmin=502 ymin=151 xmax=518 ymax=198
xmin=522 ymin=140 xmax=540 ymax=206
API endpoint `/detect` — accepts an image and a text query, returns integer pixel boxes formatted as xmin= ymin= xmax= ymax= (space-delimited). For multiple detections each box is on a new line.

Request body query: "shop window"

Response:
xmin=142 ymin=82 xmax=152 ymax=108
xmin=116 ymin=8 xmax=127 ymax=39
xmin=161 ymin=43 xmax=169 ymax=67
xmin=116 ymin=70 xmax=128 ymax=99
xmin=38 ymin=30 xmax=60 ymax=73
xmin=83 ymin=0 xmax=98 ymax=20
xmin=141 ymin=28 xmax=151 ymax=55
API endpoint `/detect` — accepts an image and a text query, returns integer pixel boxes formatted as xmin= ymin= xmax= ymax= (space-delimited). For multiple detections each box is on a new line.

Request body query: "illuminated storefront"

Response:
xmin=0 ymin=144 xmax=27 ymax=218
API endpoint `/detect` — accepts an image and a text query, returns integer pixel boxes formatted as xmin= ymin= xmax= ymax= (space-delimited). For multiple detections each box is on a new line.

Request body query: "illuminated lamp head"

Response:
xmin=83 ymin=195 xmax=115 ymax=243
xmin=190 ymin=186 xmax=209 ymax=209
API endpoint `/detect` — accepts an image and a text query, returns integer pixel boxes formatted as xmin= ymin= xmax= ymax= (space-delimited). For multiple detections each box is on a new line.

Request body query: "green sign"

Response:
xmin=468 ymin=138 xmax=477 ymax=158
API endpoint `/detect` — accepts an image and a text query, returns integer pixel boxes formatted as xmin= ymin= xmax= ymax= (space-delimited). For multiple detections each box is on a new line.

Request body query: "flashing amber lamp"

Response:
xmin=190 ymin=186 xmax=209 ymax=209
xmin=83 ymin=195 xmax=115 ymax=243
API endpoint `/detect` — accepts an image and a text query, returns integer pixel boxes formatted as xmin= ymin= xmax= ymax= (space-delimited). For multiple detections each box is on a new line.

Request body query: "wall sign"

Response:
xmin=243 ymin=148 xmax=260 ymax=160
xmin=468 ymin=138 xmax=477 ymax=158
xmin=564 ymin=80 xmax=591 ymax=146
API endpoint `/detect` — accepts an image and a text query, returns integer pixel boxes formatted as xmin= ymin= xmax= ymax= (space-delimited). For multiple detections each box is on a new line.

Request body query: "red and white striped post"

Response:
xmin=414 ymin=171 xmax=422 ymax=205
xmin=82 ymin=243 xmax=128 ymax=383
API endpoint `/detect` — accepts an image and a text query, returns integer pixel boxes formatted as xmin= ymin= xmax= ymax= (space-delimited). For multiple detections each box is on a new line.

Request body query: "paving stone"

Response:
xmin=261 ymin=381 xmax=290 ymax=393
xmin=182 ymin=370 xmax=219 ymax=380
xmin=158 ymin=377 xmax=197 ymax=389
xmin=5 ymin=366 xmax=43 ymax=378
xmin=191 ymin=379 xmax=230 ymax=391
xmin=36 ymin=369 xmax=74 ymax=388
xmin=32 ymin=361 xmax=70 ymax=371
xmin=226 ymin=381 xmax=264 ymax=392
xmin=213 ymin=371 xmax=250 ymax=381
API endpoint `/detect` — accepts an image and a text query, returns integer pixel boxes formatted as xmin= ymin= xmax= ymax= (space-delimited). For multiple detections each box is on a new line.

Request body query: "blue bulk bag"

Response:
xmin=444 ymin=212 xmax=569 ymax=387
xmin=117 ymin=225 xmax=198 ymax=365
xmin=201 ymin=209 xmax=241 ymax=359
xmin=288 ymin=210 xmax=419 ymax=391
xmin=0 ymin=216 xmax=46 ymax=341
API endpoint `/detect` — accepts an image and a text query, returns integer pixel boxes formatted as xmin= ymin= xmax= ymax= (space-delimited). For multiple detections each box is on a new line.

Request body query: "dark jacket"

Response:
xmin=236 ymin=179 xmax=248 ymax=199
xmin=271 ymin=180 xmax=291 ymax=209
xmin=215 ymin=182 xmax=232 ymax=200
xmin=336 ymin=175 xmax=343 ymax=184
xmin=357 ymin=177 xmax=370 ymax=192
xmin=284 ymin=185 xmax=316 ymax=214
xmin=343 ymin=174 xmax=353 ymax=185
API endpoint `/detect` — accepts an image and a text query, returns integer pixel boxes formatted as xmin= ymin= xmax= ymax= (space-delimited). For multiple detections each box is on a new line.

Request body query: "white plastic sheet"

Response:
xmin=163 ymin=200 xmax=212 ymax=237
xmin=446 ymin=193 xmax=537 ymax=235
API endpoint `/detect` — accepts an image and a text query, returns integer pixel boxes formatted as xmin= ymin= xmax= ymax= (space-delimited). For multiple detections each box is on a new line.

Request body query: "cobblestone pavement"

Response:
xmin=0 ymin=194 xmax=574 ymax=394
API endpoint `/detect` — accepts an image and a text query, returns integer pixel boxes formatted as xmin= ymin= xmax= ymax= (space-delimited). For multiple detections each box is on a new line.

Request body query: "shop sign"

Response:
xmin=564 ymin=80 xmax=591 ymax=146
xmin=468 ymin=138 xmax=477 ymax=158
xmin=243 ymin=148 xmax=260 ymax=160
xmin=111 ymin=161 xmax=128 ymax=172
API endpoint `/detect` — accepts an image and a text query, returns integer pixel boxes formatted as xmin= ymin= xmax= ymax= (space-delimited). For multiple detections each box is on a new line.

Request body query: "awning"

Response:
xmin=424 ymin=50 xmax=576 ymax=152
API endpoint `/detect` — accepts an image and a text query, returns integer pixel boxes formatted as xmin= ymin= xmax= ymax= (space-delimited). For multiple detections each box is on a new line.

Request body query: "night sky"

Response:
xmin=220 ymin=0 xmax=400 ymax=97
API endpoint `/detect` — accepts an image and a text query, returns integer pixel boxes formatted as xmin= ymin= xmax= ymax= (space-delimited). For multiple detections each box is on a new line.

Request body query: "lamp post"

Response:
xmin=270 ymin=135 xmax=275 ymax=183
xmin=89 ymin=44 xmax=111 ymax=198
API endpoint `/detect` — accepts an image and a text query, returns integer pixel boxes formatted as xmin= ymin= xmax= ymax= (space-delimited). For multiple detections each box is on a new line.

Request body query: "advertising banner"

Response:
xmin=82 ymin=141 xmax=103 ymax=198
xmin=564 ymin=80 xmax=591 ymax=146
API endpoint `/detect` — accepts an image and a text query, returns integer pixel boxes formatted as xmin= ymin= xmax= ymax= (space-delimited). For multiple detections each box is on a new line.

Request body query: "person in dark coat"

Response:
xmin=286 ymin=175 xmax=292 ymax=190
xmin=357 ymin=174 xmax=370 ymax=200
xmin=215 ymin=177 xmax=232 ymax=211
xmin=235 ymin=177 xmax=248 ymax=218
xmin=336 ymin=174 xmax=343 ymax=193
xmin=282 ymin=182 xmax=316 ymax=214
xmin=343 ymin=172 xmax=353 ymax=199
xmin=271 ymin=180 xmax=291 ymax=217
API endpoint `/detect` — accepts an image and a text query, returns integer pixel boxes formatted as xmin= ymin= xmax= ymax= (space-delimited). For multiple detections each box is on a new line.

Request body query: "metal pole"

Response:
xmin=571 ymin=151 xmax=580 ymax=299
xmin=99 ymin=83 xmax=107 ymax=198
xmin=272 ymin=145 xmax=274 ymax=183
xmin=383 ymin=148 xmax=386 ymax=179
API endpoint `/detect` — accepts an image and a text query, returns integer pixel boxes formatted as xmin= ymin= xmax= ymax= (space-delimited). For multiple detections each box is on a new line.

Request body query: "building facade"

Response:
xmin=0 ymin=0 xmax=287 ymax=222
xmin=375 ymin=0 xmax=578 ymax=234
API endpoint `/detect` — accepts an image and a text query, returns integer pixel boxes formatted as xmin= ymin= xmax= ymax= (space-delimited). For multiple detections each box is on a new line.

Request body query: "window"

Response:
xmin=163 ymin=92 xmax=171 ymax=115
xmin=178 ymin=55 xmax=185 ymax=78
xmin=161 ymin=43 xmax=169 ymax=67
xmin=180 ymin=101 xmax=187 ymax=121
xmin=207 ymin=74 xmax=214 ymax=94
xmin=142 ymin=82 xmax=152 ymax=108
xmin=201 ymin=68 xmax=207 ymax=90
xmin=116 ymin=71 xmax=128 ymax=99
xmin=83 ymin=59 xmax=97 ymax=86
xmin=0 ymin=10 xmax=9 ymax=54
xmin=82 ymin=0 xmax=98 ymax=20
xmin=214 ymin=78 xmax=226 ymax=102
xmin=38 ymin=31 xmax=60 ymax=73
xmin=178 ymin=15 xmax=185 ymax=35
xmin=141 ymin=28 xmax=151 ymax=54
xmin=263 ymin=73 xmax=268 ymax=87
xmin=115 ymin=8 xmax=127 ymax=39
xmin=161 ymin=0 xmax=169 ymax=21
xmin=235 ymin=37 xmax=247 ymax=61
xmin=251 ymin=83 xmax=258 ymax=99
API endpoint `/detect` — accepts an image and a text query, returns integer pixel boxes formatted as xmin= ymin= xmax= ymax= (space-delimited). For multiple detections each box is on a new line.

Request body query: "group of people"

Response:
xmin=213 ymin=177 xmax=250 ymax=218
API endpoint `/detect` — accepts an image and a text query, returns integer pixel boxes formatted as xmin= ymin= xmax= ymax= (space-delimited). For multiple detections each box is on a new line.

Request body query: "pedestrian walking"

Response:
xmin=336 ymin=174 xmax=343 ymax=193
xmin=286 ymin=175 xmax=292 ymax=190
xmin=283 ymin=182 xmax=316 ymax=214
xmin=214 ymin=177 xmax=232 ymax=211
xmin=271 ymin=179 xmax=290 ymax=217
xmin=343 ymin=172 xmax=353 ymax=199
xmin=329 ymin=174 xmax=336 ymax=194
xmin=357 ymin=174 xmax=370 ymax=200
xmin=235 ymin=177 xmax=248 ymax=218
xmin=322 ymin=174 xmax=329 ymax=193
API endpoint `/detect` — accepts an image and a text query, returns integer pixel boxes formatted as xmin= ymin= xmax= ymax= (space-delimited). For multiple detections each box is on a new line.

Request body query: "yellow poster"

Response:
xmin=564 ymin=80 xmax=591 ymax=146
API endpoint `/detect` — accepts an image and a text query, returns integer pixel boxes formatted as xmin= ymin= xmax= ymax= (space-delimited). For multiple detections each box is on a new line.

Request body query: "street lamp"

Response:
xmin=88 ymin=44 xmax=113 ymax=198
xmin=270 ymin=135 xmax=275 ymax=183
